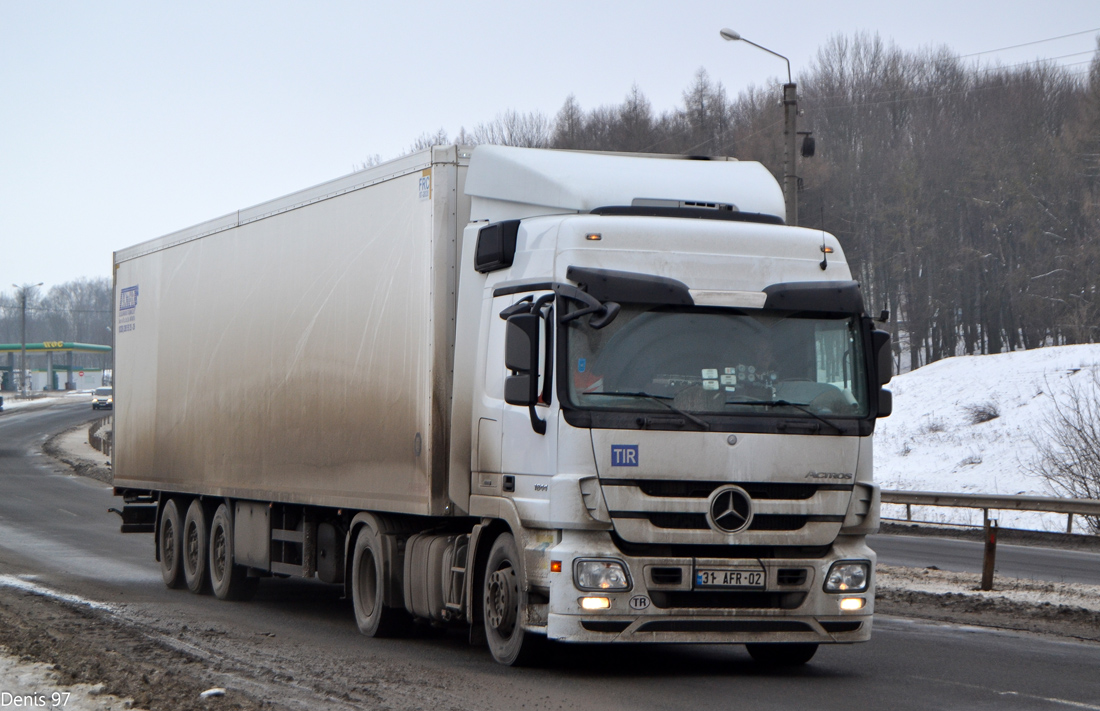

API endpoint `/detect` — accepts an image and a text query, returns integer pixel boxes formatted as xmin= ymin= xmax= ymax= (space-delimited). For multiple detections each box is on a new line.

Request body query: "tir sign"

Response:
xmin=611 ymin=445 xmax=638 ymax=467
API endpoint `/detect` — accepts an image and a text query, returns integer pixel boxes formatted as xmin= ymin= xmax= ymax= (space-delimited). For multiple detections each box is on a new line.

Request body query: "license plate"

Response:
xmin=695 ymin=568 xmax=765 ymax=588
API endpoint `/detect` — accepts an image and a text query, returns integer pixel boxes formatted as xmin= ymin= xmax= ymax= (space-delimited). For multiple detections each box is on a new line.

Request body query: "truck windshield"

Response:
xmin=564 ymin=305 xmax=869 ymax=420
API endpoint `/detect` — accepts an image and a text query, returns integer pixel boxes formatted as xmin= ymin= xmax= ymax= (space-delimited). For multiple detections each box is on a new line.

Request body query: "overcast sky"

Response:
xmin=2 ymin=1 xmax=1098 ymax=296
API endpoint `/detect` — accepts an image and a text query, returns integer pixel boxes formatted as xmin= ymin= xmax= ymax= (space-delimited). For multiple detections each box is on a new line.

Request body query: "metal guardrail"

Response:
xmin=88 ymin=415 xmax=112 ymax=459
xmin=881 ymin=490 xmax=1100 ymax=534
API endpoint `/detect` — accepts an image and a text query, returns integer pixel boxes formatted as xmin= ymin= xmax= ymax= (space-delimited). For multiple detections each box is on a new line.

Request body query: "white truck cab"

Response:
xmin=452 ymin=147 xmax=890 ymax=663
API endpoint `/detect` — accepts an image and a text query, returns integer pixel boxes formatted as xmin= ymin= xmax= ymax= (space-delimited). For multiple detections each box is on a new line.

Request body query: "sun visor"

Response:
xmin=566 ymin=266 xmax=693 ymax=305
xmin=762 ymin=281 xmax=865 ymax=314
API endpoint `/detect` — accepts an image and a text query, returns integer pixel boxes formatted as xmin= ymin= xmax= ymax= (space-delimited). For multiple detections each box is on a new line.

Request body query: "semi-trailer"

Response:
xmin=112 ymin=144 xmax=892 ymax=666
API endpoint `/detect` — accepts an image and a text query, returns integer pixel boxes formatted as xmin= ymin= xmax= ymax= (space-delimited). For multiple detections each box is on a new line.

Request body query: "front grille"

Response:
xmin=650 ymin=591 xmax=807 ymax=610
xmin=637 ymin=620 xmax=812 ymax=633
xmin=601 ymin=478 xmax=852 ymax=546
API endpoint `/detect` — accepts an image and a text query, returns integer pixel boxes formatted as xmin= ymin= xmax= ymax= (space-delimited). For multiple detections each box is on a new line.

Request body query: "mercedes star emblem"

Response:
xmin=707 ymin=486 xmax=753 ymax=533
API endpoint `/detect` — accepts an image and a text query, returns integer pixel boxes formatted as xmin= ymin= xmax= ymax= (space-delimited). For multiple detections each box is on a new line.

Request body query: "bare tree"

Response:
xmin=353 ymin=154 xmax=382 ymax=171
xmin=471 ymin=110 xmax=551 ymax=148
xmin=407 ymin=128 xmax=450 ymax=153
xmin=1026 ymin=369 xmax=1100 ymax=532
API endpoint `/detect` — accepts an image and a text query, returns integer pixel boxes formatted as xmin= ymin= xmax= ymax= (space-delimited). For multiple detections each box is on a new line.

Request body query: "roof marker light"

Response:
xmin=586 ymin=233 xmax=602 ymax=241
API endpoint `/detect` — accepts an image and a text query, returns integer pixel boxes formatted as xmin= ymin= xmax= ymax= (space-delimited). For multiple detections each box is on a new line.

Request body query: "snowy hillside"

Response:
xmin=875 ymin=343 xmax=1100 ymax=532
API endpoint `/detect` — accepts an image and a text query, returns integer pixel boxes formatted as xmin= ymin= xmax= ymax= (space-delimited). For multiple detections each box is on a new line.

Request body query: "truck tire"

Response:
xmin=208 ymin=503 xmax=259 ymax=601
xmin=182 ymin=500 xmax=211 ymax=594
xmin=158 ymin=499 xmax=185 ymax=589
xmin=745 ymin=642 xmax=818 ymax=666
xmin=351 ymin=524 xmax=409 ymax=637
xmin=483 ymin=532 xmax=544 ymax=666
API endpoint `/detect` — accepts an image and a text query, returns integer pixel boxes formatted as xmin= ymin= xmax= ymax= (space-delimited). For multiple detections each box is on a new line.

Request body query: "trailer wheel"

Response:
xmin=182 ymin=500 xmax=211 ymax=594
xmin=158 ymin=499 xmax=185 ymax=589
xmin=351 ymin=524 xmax=409 ymax=637
xmin=483 ymin=533 xmax=544 ymax=666
xmin=745 ymin=642 xmax=819 ymax=666
xmin=208 ymin=503 xmax=259 ymax=601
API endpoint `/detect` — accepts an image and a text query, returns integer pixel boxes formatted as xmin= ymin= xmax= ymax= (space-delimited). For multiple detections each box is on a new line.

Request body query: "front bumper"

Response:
xmin=545 ymin=530 xmax=874 ymax=644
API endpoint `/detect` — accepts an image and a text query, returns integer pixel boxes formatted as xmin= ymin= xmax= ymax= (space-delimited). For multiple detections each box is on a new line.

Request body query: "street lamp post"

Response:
xmin=12 ymin=282 xmax=43 ymax=397
xmin=720 ymin=29 xmax=799 ymax=226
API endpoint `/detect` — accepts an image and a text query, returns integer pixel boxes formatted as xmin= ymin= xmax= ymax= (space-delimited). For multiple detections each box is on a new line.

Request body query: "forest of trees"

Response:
xmin=405 ymin=33 xmax=1100 ymax=372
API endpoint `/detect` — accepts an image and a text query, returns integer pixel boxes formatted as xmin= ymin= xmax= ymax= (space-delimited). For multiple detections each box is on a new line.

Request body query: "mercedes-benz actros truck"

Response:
xmin=112 ymin=144 xmax=892 ymax=666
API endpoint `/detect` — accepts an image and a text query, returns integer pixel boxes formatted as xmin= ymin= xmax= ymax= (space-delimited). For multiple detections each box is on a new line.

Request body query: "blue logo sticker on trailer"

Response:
xmin=118 ymin=285 xmax=138 ymax=333
xmin=611 ymin=445 xmax=638 ymax=467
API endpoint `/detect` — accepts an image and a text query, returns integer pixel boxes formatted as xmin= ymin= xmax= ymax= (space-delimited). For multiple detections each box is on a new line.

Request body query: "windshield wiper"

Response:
xmin=585 ymin=391 xmax=710 ymax=431
xmin=723 ymin=399 xmax=843 ymax=433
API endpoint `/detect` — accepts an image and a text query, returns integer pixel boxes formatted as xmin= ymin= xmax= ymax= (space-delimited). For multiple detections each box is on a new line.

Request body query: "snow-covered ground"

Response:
xmin=875 ymin=343 xmax=1100 ymax=532
xmin=0 ymin=391 xmax=92 ymax=413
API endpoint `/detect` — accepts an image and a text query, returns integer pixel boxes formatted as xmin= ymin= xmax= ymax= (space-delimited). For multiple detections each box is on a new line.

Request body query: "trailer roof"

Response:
xmin=115 ymin=145 xmax=787 ymax=264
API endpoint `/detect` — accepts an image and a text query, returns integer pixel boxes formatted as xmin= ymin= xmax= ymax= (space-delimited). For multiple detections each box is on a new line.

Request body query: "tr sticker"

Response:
xmin=630 ymin=595 xmax=650 ymax=610
xmin=611 ymin=445 xmax=638 ymax=467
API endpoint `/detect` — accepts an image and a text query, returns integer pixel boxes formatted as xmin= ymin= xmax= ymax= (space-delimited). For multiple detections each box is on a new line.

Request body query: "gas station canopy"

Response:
xmin=0 ymin=342 xmax=111 ymax=353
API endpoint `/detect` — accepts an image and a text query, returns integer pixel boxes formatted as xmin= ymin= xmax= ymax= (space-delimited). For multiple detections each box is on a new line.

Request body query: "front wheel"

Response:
xmin=483 ymin=533 xmax=544 ymax=666
xmin=745 ymin=642 xmax=819 ymax=666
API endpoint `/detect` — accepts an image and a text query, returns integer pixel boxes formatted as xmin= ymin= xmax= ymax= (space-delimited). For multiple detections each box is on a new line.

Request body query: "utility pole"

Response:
xmin=782 ymin=82 xmax=798 ymax=227
xmin=721 ymin=29 xmax=800 ymax=226
xmin=12 ymin=282 xmax=43 ymax=397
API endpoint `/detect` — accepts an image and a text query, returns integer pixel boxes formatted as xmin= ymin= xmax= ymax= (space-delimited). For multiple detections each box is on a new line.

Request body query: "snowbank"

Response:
xmin=875 ymin=344 xmax=1100 ymax=532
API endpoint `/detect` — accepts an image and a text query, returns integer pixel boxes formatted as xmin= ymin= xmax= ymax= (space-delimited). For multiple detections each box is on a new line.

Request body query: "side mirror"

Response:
xmin=877 ymin=389 xmax=892 ymax=418
xmin=872 ymin=329 xmax=892 ymax=385
xmin=504 ymin=313 xmax=540 ymax=406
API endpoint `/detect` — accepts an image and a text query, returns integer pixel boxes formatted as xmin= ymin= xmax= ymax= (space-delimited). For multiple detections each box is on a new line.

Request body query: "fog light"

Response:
xmin=840 ymin=597 xmax=865 ymax=611
xmin=824 ymin=561 xmax=870 ymax=593
xmin=574 ymin=559 xmax=631 ymax=591
xmin=580 ymin=596 xmax=611 ymax=610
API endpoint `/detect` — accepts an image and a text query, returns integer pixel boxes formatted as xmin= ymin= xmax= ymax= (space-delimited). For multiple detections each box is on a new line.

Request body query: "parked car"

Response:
xmin=92 ymin=387 xmax=113 ymax=410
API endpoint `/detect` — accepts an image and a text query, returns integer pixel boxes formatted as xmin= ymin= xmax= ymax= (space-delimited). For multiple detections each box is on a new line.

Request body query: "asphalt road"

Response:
xmin=1 ymin=400 xmax=1099 ymax=711
xmin=871 ymin=533 xmax=1100 ymax=586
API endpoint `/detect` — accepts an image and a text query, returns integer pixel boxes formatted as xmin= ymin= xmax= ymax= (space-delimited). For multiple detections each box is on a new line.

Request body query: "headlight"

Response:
xmin=573 ymin=559 xmax=631 ymax=591
xmin=824 ymin=561 xmax=870 ymax=593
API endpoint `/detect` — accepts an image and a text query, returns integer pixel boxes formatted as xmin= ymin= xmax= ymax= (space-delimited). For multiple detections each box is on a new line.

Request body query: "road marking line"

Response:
xmin=914 ymin=676 xmax=1100 ymax=710
xmin=0 ymin=575 xmax=115 ymax=611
